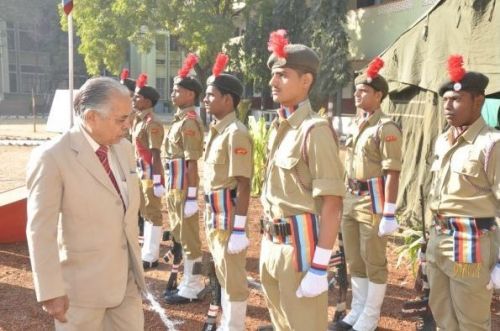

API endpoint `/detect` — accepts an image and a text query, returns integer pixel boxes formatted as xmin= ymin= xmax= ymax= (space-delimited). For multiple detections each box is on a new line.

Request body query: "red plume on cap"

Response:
xmin=366 ymin=57 xmax=384 ymax=80
xmin=136 ymin=73 xmax=148 ymax=89
xmin=178 ymin=53 xmax=199 ymax=78
xmin=267 ymin=29 xmax=289 ymax=58
xmin=447 ymin=54 xmax=466 ymax=83
xmin=212 ymin=53 xmax=229 ymax=77
xmin=120 ymin=68 xmax=129 ymax=81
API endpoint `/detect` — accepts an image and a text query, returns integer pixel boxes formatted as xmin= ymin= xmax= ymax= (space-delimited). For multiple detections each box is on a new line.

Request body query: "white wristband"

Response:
xmin=153 ymin=174 xmax=162 ymax=184
xmin=312 ymin=246 xmax=332 ymax=266
xmin=383 ymin=202 xmax=396 ymax=214
xmin=233 ymin=215 xmax=247 ymax=229
xmin=187 ymin=187 xmax=197 ymax=198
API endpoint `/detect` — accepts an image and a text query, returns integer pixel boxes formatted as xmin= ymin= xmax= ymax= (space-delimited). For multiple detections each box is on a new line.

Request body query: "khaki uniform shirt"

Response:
xmin=429 ymin=117 xmax=500 ymax=217
xmin=164 ymin=106 xmax=203 ymax=161
xmin=132 ymin=108 xmax=164 ymax=152
xmin=261 ymin=100 xmax=345 ymax=219
xmin=203 ymin=112 xmax=252 ymax=192
xmin=345 ymin=109 xmax=402 ymax=180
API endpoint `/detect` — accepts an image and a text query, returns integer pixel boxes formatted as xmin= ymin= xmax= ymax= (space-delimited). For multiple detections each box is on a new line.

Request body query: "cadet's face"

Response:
xmin=442 ymin=90 xmax=483 ymax=127
xmin=171 ymin=85 xmax=193 ymax=108
xmin=354 ymin=84 xmax=382 ymax=111
xmin=87 ymin=92 xmax=133 ymax=145
xmin=203 ymin=85 xmax=230 ymax=119
xmin=269 ymin=67 xmax=305 ymax=106
xmin=132 ymin=93 xmax=151 ymax=111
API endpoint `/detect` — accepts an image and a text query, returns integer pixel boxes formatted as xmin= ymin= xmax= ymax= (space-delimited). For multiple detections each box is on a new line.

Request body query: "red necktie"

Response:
xmin=96 ymin=146 xmax=125 ymax=207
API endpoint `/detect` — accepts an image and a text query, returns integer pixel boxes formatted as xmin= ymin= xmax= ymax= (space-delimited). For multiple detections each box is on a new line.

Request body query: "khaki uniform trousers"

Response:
xmin=259 ymin=237 xmax=328 ymax=331
xmin=55 ymin=268 xmax=143 ymax=331
xmin=341 ymin=195 xmax=388 ymax=284
xmin=426 ymin=227 xmax=497 ymax=331
xmin=205 ymin=206 xmax=248 ymax=302
xmin=139 ymin=179 xmax=163 ymax=226
xmin=166 ymin=189 xmax=202 ymax=259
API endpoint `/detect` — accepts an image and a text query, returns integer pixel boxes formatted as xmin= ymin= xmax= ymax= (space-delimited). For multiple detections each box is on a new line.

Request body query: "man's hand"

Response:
xmin=227 ymin=215 xmax=249 ymax=254
xmin=378 ymin=202 xmax=399 ymax=237
xmin=296 ymin=246 xmax=331 ymax=298
xmin=184 ymin=187 xmax=198 ymax=217
xmin=153 ymin=174 xmax=165 ymax=198
xmin=42 ymin=295 xmax=69 ymax=323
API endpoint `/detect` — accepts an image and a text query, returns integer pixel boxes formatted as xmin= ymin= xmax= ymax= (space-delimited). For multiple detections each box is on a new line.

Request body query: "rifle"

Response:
xmin=329 ymin=232 xmax=349 ymax=325
xmin=201 ymin=254 xmax=221 ymax=331
xmin=401 ymin=186 xmax=436 ymax=331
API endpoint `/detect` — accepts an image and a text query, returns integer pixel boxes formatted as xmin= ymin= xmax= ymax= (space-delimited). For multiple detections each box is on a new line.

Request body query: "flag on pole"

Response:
xmin=62 ymin=0 xmax=73 ymax=16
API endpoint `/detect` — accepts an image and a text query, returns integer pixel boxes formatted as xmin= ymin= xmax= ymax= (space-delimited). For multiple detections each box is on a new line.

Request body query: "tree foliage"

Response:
xmin=306 ymin=0 xmax=351 ymax=95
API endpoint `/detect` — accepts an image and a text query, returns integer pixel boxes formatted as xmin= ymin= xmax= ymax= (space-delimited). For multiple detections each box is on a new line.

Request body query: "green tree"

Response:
xmin=306 ymin=0 xmax=351 ymax=111
xmin=62 ymin=0 xmax=240 ymax=80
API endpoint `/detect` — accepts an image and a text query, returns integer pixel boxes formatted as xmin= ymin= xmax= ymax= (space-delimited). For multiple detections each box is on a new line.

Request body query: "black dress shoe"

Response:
xmin=332 ymin=320 xmax=353 ymax=331
xmin=201 ymin=322 xmax=217 ymax=331
xmin=142 ymin=260 xmax=159 ymax=269
xmin=164 ymin=293 xmax=198 ymax=305
xmin=256 ymin=325 xmax=274 ymax=331
xmin=163 ymin=288 xmax=178 ymax=297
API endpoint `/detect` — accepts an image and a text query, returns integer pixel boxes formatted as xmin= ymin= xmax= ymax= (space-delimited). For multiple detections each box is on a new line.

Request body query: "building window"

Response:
xmin=19 ymin=31 xmax=37 ymax=51
xmin=157 ymin=78 xmax=166 ymax=99
xmin=7 ymin=29 xmax=16 ymax=50
xmin=9 ymin=73 xmax=18 ymax=93
xmin=170 ymin=37 xmax=179 ymax=51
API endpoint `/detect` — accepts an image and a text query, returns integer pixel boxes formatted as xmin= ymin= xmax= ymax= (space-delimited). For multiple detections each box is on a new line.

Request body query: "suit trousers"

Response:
xmin=55 ymin=267 xmax=143 ymax=331
xmin=259 ymin=237 xmax=328 ymax=331
xmin=166 ymin=189 xmax=202 ymax=260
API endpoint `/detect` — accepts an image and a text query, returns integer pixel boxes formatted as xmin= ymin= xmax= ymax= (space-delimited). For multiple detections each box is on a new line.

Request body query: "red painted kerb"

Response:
xmin=0 ymin=187 xmax=27 ymax=243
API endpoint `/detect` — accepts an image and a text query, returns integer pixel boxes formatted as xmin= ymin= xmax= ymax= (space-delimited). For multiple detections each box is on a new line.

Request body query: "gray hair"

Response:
xmin=74 ymin=77 xmax=130 ymax=118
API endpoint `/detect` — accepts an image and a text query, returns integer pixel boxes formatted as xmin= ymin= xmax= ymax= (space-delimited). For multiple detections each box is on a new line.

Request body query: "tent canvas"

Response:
xmin=377 ymin=0 xmax=500 ymax=227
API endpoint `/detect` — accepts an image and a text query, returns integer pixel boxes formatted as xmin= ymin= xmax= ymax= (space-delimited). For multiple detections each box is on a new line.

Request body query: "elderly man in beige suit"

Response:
xmin=26 ymin=77 xmax=146 ymax=330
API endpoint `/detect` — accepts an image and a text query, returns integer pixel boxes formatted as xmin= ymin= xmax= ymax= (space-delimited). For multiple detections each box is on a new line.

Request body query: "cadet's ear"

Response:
xmin=302 ymin=72 xmax=313 ymax=91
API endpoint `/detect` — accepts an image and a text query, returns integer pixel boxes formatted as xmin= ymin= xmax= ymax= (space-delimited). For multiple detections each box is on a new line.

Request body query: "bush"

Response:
xmin=248 ymin=116 xmax=270 ymax=197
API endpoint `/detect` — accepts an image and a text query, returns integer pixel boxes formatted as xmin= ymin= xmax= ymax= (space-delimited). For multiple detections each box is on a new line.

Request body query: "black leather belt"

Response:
xmin=348 ymin=178 xmax=369 ymax=192
xmin=260 ymin=218 xmax=292 ymax=237
xmin=434 ymin=216 xmax=497 ymax=231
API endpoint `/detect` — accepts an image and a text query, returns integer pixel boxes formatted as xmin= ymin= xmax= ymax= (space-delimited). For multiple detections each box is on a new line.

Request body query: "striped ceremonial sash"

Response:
xmin=448 ymin=217 xmax=481 ymax=264
xmin=205 ymin=188 xmax=235 ymax=230
xmin=166 ymin=158 xmax=187 ymax=190
xmin=288 ymin=214 xmax=320 ymax=272
xmin=367 ymin=176 xmax=385 ymax=214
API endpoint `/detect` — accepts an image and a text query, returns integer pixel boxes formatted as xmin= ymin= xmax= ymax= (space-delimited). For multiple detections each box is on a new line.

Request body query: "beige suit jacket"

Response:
xmin=26 ymin=125 xmax=146 ymax=308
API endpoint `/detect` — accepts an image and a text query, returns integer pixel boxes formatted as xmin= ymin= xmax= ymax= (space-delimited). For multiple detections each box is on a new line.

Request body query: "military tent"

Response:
xmin=378 ymin=0 xmax=500 ymax=227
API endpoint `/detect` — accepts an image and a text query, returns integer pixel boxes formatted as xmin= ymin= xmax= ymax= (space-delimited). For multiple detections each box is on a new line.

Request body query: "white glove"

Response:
xmin=227 ymin=215 xmax=249 ymax=254
xmin=378 ymin=202 xmax=399 ymax=237
xmin=153 ymin=174 xmax=165 ymax=198
xmin=296 ymin=246 xmax=331 ymax=298
xmin=184 ymin=187 xmax=199 ymax=217
xmin=488 ymin=264 xmax=500 ymax=290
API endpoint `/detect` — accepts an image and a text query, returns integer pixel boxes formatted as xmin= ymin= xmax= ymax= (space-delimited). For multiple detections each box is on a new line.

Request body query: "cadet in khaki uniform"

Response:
xmin=202 ymin=53 xmax=252 ymax=331
xmin=131 ymin=73 xmax=165 ymax=269
xmin=336 ymin=58 xmax=402 ymax=331
xmin=427 ymin=55 xmax=500 ymax=331
xmin=163 ymin=54 xmax=206 ymax=304
xmin=260 ymin=30 xmax=344 ymax=331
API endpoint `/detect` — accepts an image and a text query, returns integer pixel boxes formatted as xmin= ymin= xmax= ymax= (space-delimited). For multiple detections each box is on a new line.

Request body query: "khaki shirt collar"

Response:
xmin=457 ymin=116 xmax=486 ymax=144
xmin=213 ymin=111 xmax=236 ymax=133
xmin=137 ymin=108 xmax=154 ymax=121
xmin=284 ymin=99 xmax=312 ymax=129
xmin=364 ymin=108 xmax=382 ymax=126
xmin=175 ymin=106 xmax=196 ymax=120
